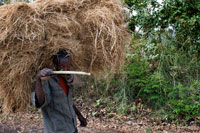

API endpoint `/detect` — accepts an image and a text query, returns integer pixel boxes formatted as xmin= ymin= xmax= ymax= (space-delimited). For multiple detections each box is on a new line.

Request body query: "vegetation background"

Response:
xmin=81 ymin=0 xmax=200 ymax=125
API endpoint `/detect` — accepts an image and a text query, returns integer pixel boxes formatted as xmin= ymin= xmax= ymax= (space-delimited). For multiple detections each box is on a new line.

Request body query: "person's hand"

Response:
xmin=79 ymin=117 xmax=87 ymax=127
xmin=36 ymin=68 xmax=53 ymax=79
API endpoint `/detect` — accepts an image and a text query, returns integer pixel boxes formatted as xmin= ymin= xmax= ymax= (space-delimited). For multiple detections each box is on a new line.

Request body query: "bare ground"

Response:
xmin=0 ymin=91 xmax=199 ymax=133
xmin=0 ymin=107 xmax=199 ymax=133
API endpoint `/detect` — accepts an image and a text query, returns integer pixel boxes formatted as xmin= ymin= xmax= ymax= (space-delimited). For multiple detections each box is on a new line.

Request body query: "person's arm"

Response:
xmin=34 ymin=68 xmax=53 ymax=108
xmin=35 ymin=77 xmax=45 ymax=107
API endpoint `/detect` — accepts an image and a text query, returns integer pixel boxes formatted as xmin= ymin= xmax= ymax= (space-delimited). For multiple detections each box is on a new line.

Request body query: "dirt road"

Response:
xmin=0 ymin=110 xmax=199 ymax=133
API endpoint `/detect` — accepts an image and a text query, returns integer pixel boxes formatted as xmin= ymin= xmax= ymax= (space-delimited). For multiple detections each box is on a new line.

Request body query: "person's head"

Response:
xmin=52 ymin=49 xmax=71 ymax=71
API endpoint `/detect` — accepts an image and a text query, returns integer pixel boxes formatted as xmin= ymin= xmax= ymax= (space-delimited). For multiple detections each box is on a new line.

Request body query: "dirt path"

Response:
xmin=0 ymin=93 xmax=199 ymax=133
xmin=0 ymin=111 xmax=199 ymax=133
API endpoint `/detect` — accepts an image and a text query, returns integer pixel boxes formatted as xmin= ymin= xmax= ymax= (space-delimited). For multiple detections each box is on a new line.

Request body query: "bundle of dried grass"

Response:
xmin=0 ymin=0 xmax=130 ymax=112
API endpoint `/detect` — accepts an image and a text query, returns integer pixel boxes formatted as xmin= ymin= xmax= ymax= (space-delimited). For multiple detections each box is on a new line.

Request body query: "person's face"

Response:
xmin=56 ymin=57 xmax=71 ymax=71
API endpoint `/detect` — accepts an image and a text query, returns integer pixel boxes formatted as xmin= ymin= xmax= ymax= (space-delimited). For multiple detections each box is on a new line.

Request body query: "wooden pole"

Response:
xmin=53 ymin=71 xmax=91 ymax=76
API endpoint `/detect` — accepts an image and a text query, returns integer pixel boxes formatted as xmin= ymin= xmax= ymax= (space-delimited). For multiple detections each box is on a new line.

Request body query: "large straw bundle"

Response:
xmin=0 ymin=0 xmax=130 ymax=112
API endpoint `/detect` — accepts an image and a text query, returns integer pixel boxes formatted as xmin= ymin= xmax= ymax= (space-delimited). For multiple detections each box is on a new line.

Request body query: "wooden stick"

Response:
xmin=53 ymin=71 xmax=91 ymax=76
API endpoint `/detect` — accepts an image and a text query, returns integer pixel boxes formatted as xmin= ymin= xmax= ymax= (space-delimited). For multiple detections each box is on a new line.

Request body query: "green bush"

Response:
xmin=124 ymin=55 xmax=168 ymax=109
xmin=166 ymin=83 xmax=200 ymax=120
xmin=132 ymin=32 xmax=200 ymax=121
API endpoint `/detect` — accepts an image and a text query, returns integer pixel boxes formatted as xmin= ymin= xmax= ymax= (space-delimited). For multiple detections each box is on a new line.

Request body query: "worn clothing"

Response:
xmin=32 ymin=75 xmax=77 ymax=133
xmin=58 ymin=75 xmax=68 ymax=96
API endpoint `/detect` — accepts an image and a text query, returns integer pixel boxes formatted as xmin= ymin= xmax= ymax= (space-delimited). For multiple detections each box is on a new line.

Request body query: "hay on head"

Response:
xmin=0 ymin=0 xmax=130 ymax=112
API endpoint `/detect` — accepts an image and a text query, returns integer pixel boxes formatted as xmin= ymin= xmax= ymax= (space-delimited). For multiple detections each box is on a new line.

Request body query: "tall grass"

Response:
xmin=148 ymin=31 xmax=200 ymax=86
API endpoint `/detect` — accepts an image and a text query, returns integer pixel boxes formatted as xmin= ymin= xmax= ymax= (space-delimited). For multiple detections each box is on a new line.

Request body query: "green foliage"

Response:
xmin=145 ymin=128 xmax=153 ymax=132
xmin=125 ymin=0 xmax=200 ymax=49
xmin=160 ymin=0 xmax=200 ymax=45
xmin=0 ymin=0 xmax=4 ymax=5
xmin=125 ymin=54 xmax=168 ymax=109
xmin=166 ymin=83 xmax=200 ymax=120
xmin=141 ymin=31 xmax=200 ymax=86
xmin=131 ymin=31 xmax=200 ymax=121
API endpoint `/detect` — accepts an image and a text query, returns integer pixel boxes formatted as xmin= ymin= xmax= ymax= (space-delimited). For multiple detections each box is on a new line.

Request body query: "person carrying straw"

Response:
xmin=32 ymin=49 xmax=87 ymax=133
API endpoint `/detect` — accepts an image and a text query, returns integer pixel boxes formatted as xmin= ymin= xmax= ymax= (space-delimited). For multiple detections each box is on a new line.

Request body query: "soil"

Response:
xmin=0 ymin=102 xmax=199 ymax=133
xmin=0 ymin=85 xmax=199 ymax=133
